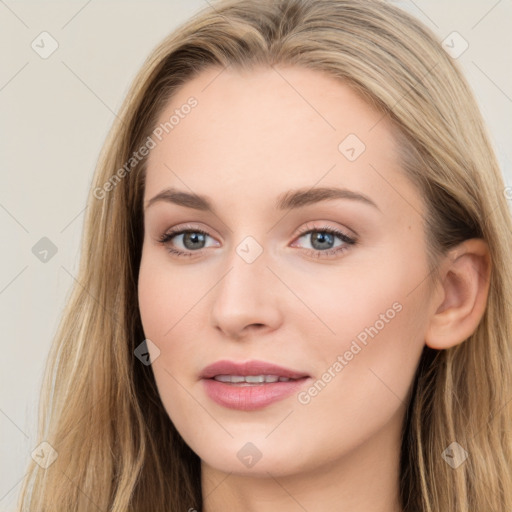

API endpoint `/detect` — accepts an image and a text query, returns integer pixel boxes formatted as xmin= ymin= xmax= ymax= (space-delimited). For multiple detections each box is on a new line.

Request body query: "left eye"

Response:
xmin=291 ymin=225 xmax=356 ymax=257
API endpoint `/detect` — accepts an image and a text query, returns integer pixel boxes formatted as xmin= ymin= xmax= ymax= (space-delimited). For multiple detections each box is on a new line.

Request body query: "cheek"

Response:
xmin=137 ymin=254 xmax=202 ymax=430
xmin=137 ymin=249 xmax=197 ymax=338
xmin=137 ymin=250 xmax=208 ymax=396
xmin=293 ymin=256 xmax=423 ymax=351
xmin=299 ymin=244 xmax=430 ymax=393
xmin=302 ymin=255 xmax=429 ymax=418
xmin=291 ymin=293 xmax=426 ymax=465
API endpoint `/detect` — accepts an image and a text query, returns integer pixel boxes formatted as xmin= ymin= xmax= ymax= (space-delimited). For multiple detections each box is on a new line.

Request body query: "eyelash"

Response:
xmin=157 ymin=223 xmax=357 ymax=259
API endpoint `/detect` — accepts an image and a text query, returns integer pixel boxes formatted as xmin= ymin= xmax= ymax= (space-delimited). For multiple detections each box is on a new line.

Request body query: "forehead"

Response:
xmin=143 ymin=65 xmax=421 ymax=218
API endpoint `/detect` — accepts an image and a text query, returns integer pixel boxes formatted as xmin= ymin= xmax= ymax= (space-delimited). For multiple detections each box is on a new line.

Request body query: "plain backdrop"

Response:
xmin=1 ymin=1 xmax=511 ymax=509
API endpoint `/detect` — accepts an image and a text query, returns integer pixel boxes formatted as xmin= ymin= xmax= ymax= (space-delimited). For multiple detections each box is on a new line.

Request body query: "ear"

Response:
xmin=425 ymin=238 xmax=491 ymax=350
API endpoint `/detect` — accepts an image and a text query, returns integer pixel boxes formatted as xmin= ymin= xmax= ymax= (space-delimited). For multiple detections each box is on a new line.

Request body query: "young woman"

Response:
xmin=18 ymin=0 xmax=512 ymax=510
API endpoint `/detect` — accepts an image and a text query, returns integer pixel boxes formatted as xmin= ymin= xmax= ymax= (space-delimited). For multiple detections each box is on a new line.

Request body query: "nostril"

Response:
xmin=250 ymin=324 xmax=267 ymax=332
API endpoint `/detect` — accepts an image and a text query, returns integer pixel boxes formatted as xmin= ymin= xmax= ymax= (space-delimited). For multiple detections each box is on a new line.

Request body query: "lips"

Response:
xmin=199 ymin=359 xmax=310 ymax=381
xmin=200 ymin=359 xmax=312 ymax=411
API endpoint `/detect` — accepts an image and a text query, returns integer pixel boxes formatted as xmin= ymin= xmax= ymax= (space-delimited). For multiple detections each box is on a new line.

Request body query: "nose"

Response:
xmin=210 ymin=244 xmax=283 ymax=340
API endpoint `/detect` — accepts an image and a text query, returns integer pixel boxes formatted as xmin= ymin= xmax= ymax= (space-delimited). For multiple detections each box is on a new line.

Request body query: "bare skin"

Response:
xmin=137 ymin=65 xmax=490 ymax=512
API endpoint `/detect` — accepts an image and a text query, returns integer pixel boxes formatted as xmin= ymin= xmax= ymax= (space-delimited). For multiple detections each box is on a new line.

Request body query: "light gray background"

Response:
xmin=1 ymin=1 xmax=511 ymax=509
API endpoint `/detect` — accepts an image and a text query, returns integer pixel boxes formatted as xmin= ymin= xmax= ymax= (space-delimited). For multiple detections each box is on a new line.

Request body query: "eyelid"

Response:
xmin=159 ymin=221 xmax=354 ymax=240
xmin=293 ymin=221 xmax=356 ymax=240
xmin=159 ymin=223 xmax=219 ymax=241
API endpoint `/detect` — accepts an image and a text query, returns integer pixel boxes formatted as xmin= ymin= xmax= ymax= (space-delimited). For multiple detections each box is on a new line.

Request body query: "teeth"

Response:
xmin=213 ymin=375 xmax=293 ymax=383
xmin=245 ymin=375 xmax=267 ymax=383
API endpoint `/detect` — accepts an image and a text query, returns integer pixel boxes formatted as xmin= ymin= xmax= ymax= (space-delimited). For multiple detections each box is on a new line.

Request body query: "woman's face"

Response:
xmin=138 ymin=65 xmax=437 ymax=477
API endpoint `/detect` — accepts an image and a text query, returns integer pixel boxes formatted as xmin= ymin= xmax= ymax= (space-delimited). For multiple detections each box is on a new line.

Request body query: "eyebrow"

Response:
xmin=144 ymin=186 xmax=380 ymax=213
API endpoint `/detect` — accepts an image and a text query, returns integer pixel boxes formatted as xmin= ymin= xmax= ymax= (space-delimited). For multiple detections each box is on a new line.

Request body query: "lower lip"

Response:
xmin=202 ymin=378 xmax=310 ymax=411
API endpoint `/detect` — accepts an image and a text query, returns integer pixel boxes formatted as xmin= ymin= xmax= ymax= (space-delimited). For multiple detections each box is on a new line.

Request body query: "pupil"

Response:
xmin=312 ymin=232 xmax=333 ymax=250
xmin=184 ymin=232 xmax=205 ymax=249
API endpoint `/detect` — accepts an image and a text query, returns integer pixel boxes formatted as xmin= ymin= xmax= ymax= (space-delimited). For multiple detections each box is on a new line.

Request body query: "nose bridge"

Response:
xmin=216 ymin=235 xmax=269 ymax=307
xmin=210 ymin=234 xmax=282 ymax=336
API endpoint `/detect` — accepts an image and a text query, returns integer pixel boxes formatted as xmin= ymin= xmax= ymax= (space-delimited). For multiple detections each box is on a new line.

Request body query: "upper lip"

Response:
xmin=200 ymin=359 xmax=310 ymax=380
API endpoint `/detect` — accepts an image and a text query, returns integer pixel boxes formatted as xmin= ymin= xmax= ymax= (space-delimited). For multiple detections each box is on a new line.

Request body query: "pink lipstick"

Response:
xmin=200 ymin=359 xmax=311 ymax=411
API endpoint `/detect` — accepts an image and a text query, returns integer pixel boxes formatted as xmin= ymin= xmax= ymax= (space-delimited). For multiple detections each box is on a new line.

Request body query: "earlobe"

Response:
xmin=425 ymin=239 xmax=491 ymax=350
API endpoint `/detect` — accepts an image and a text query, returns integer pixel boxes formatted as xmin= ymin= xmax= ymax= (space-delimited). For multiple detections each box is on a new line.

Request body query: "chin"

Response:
xmin=194 ymin=436 xmax=309 ymax=477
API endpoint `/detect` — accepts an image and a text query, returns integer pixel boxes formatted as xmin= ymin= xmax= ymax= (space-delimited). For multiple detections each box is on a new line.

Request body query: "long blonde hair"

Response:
xmin=17 ymin=0 xmax=512 ymax=510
